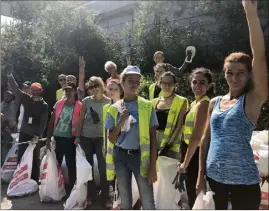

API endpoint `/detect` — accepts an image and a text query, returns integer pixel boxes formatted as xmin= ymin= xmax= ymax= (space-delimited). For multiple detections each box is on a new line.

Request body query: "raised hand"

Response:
xmin=126 ymin=55 xmax=131 ymax=66
xmin=79 ymin=56 xmax=86 ymax=71
xmin=186 ymin=50 xmax=192 ymax=61
xmin=185 ymin=46 xmax=196 ymax=63
xmin=6 ymin=63 xmax=13 ymax=76
xmin=242 ymin=0 xmax=258 ymax=13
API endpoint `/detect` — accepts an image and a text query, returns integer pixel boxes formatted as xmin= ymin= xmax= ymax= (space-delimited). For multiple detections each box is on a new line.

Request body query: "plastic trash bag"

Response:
xmin=251 ymin=131 xmax=269 ymax=177
xmin=154 ymin=156 xmax=189 ymax=209
xmin=1 ymin=142 xmax=18 ymax=183
xmin=112 ymin=175 xmax=140 ymax=209
xmin=61 ymin=157 xmax=69 ymax=184
xmin=193 ymin=191 xmax=215 ymax=210
xmin=260 ymin=181 xmax=269 ymax=210
xmin=7 ymin=143 xmax=38 ymax=197
xmin=64 ymin=145 xmax=93 ymax=210
xmin=93 ymin=154 xmax=100 ymax=187
xmin=39 ymin=149 xmax=66 ymax=202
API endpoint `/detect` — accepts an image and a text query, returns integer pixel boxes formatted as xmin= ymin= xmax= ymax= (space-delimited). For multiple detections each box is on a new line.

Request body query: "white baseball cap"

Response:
xmin=122 ymin=65 xmax=142 ymax=76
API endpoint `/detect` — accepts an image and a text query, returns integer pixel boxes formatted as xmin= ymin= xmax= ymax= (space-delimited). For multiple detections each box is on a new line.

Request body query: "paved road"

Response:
xmin=1 ymin=184 xmax=106 ymax=210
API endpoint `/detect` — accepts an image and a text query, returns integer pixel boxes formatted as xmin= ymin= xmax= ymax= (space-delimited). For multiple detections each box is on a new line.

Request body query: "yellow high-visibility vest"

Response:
xmin=56 ymin=88 xmax=64 ymax=101
xmin=149 ymin=83 xmax=163 ymax=101
xmin=183 ymin=96 xmax=210 ymax=145
xmin=152 ymin=95 xmax=188 ymax=153
xmin=106 ymin=97 xmax=153 ymax=181
xmin=103 ymin=103 xmax=111 ymax=153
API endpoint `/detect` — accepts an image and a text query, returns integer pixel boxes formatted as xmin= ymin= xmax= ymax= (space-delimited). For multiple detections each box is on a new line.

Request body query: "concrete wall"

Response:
xmin=1 ymin=1 xmax=12 ymax=17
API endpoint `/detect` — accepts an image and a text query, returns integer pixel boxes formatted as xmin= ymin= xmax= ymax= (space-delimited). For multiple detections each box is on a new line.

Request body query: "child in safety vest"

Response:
xmin=105 ymin=65 xmax=159 ymax=209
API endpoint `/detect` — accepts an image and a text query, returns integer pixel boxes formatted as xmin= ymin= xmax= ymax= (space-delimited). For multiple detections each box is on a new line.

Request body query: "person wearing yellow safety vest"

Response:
xmin=178 ymin=68 xmax=214 ymax=209
xmin=103 ymin=79 xmax=123 ymax=192
xmin=105 ymin=65 xmax=158 ymax=209
xmin=149 ymin=48 xmax=195 ymax=101
xmin=152 ymin=71 xmax=188 ymax=159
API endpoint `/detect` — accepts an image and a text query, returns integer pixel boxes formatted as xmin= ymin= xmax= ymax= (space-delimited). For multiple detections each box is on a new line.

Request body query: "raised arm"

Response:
xmin=78 ymin=56 xmax=86 ymax=92
xmin=243 ymin=0 xmax=268 ymax=103
xmin=167 ymin=48 xmax=195 ymax=76
xmin=6 ymin=64 xmax=25 ymax=101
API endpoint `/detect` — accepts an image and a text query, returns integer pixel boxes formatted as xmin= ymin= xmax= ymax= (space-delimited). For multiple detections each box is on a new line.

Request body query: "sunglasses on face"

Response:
xmin=88 ymin=84 xmax=100 ymax=90
xmin=108 ymin=88 xmax=119 ymax=92
xmin=160 ymin=81 xmax=174 ymax=87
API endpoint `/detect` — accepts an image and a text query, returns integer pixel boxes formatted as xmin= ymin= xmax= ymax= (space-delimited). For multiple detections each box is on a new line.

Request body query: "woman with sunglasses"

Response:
xmin=178 ymin=68 xmax=214 ymax=209
xmin=196 ymin=1 xmax=267 ymax=209
xmin=46 ymin=83 xmax=82 ymax=195
xmin=76 ymin=76 xmax=111 ymax=208
xmin=152 ymin=71 xmax=188 ymax=159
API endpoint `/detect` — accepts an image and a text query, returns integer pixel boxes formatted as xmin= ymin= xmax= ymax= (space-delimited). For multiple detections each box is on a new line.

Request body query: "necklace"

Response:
xmin=161 ymin=93 xmax=174 ymax=101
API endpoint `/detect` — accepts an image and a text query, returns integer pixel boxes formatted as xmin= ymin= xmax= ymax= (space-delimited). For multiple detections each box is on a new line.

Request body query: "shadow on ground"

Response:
xmin=1 ymin=184 xmax=106 ymax=210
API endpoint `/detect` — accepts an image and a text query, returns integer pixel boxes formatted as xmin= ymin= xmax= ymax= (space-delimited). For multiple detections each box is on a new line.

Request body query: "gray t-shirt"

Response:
xmin=81 ymin=96 xmax=111 ymax=138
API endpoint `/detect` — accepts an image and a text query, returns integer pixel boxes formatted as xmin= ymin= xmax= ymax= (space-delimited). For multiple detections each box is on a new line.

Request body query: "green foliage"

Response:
xmin=1 ymin=1 xmax=123 ymax=90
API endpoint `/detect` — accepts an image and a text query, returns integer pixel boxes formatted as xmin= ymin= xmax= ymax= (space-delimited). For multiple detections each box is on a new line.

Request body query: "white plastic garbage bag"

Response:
xmin=193 ymin=191 xmax=215 ymax=209
xmin=1 ymin=143 xmax=18 ymax=183
xmin=61 ymin=157 xmax=69 ymax=184
xmin=93 ymin=154 xmax=100 ymax=187
xmin=154 ymin=156 xmax=188 ymax=209
xmin=251 ymin=131 xmax=269 ymax=177
xmin=39 ymin=149 xmax=66 ymax=202
xmin=64 ymin=145 xmax=93 ymax=210
xmin=7 ymin=143 xmax=38 ymax=197
xmin=112 ymin=174 xmax=140 ymax=209
xmin=260 ymin=181 xmax=269 ymax=210
xmin=40 ymin=146 xmax=46 ymax=161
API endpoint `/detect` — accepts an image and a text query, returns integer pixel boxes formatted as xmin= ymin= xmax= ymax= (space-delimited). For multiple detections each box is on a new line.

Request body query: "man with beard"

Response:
xmin=7 ymin=64 xmax=48 ymax=183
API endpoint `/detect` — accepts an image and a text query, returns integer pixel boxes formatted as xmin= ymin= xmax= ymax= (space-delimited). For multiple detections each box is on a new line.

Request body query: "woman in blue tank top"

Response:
xmin=196 ymin=0 xmax=268 ymax=209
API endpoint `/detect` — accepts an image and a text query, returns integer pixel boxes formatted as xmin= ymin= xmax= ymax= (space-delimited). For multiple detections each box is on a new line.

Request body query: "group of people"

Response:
xmin=1 ymin=0 xmax=267 ymax=210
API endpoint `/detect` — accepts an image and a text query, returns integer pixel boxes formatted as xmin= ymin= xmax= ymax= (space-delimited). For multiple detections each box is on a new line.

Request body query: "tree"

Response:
xmin=1 ymin=1 xmax=123 ymax=107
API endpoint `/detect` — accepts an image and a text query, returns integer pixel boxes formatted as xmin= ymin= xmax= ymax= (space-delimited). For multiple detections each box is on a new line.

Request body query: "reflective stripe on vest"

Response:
xmin=105 ymin=97 xmax=152 ymax=181
xmin=152 ymin=95 xmax=188 ymax=153
xmin=183 ymin=96 xmax=210 ymax=145
xmin=149 ymin=83 xmax=163 ymax=101
xmin=103 ymin=104 xmax=111 ymax=153
xmin=54 ymin=99 xmax=82 ymax=137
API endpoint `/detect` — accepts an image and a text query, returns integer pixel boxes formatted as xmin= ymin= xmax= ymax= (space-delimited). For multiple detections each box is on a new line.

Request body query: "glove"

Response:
xmin=158 ymin=143 xmax=172 ymax=157
xmin=172 ymin=172 xmax=188 ymax=193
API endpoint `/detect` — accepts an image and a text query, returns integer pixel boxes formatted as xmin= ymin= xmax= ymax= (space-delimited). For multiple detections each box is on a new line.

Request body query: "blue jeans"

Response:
xmin=114 ymin=146 xmax=155 ymax=210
